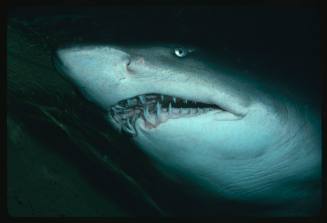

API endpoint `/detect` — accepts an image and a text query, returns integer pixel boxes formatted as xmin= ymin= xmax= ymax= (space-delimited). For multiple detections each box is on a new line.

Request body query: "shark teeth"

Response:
xmin=109 ymin=93 xmax=222 ymax=137
xmin=138 ymin=95 xmax=146 ymax=104
xmin=156 ymin=101 xmax=161 ymax=117
xmin=122 ymin=118 xmax=136 ymax=136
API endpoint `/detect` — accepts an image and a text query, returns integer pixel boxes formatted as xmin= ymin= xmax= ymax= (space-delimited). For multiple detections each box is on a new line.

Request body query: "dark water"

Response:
xmin=7 ymin=6 xmax=321 ymax=217
xmin=10 ymin=6 xmax=320 ymax=93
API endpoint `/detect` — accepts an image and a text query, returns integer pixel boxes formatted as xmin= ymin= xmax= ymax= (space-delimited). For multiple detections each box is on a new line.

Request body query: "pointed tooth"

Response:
xmin=168 ymin=102 xmax=172 ymax=115
xmin=111 ymin=107 xmax=118 ymax=114
xmin=184 ymin=99 xmax=188 ymax=104
xmin=156 ymin=101 xmax=161 ymax=117
xmin=116 ymin=104 xmax=125 ymax=109
xmin=132 ymin=115 xmax=138 ymax=125
xmin=127 ymin=118 xmax=133 ymax=129
xmin=142 ymin=106 xmax=156 ymax=126
xmin=113 ymin=115 xmax=120 ymax=124
xmin=161 ymin=95 xmax=164 ymax=101
xmin=107 ymin=114 xmax=122 ymax=132
xmin=138 ymin=95 xmax=146 ymax=104
xmin=144 ymin=105 xmax=150 ymax=119
xmin=122 ymin=124 xmax=136 ymax=136
xmin=173 ymin=97 xmax=176 ymax=103
xmin=145 ymin=105 xmax=149 ymax=115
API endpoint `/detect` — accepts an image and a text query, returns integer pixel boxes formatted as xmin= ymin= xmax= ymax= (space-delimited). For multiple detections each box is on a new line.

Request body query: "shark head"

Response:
xmin=54 ymin=43 xmax=321 ymax=215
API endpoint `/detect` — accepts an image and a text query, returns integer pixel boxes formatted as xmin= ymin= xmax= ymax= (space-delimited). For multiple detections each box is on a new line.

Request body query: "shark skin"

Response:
xmin=53 ymin=44 xmax=321 ymax=216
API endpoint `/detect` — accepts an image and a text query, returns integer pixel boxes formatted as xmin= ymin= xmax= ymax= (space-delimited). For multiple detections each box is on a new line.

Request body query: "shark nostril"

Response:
xmin=126 ymin=57 xmax=131 ymax=66
xmin=126 ymin=56 xmax=145 ymax=74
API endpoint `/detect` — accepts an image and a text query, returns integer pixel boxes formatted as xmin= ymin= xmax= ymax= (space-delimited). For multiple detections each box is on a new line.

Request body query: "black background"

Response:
xmin=6 ymin=4 xmax=323 ymax=218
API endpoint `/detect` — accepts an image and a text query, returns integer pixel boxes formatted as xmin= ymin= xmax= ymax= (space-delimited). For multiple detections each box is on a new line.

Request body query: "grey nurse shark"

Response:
xmin=54 ymin=43 xmax=321 ymax=216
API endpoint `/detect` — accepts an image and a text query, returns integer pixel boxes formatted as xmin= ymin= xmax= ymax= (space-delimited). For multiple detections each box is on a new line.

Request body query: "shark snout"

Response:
xmin=53 ymin=45 xmax=138 ymax=109
xmin=54 ymin=45 xmax=138 ymax=85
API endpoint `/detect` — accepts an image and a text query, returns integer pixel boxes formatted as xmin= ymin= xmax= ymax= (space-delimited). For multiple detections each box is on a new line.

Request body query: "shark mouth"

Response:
xmin=107 ymin=93 xmax=225 ymax=137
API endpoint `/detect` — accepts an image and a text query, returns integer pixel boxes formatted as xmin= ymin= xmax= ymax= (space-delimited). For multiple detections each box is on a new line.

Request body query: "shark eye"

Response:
xmin=174 ymin=48 xmax=188 ymax=58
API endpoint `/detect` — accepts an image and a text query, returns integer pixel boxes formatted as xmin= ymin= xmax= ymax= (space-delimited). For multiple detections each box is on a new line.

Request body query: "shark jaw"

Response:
xmin=53 ymin=44 xmax=248 ymax=138
xmin=107 ymin=93 xmax=243 ymax=137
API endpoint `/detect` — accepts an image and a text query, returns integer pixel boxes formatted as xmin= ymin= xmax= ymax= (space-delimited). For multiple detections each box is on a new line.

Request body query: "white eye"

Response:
xmin=174 ymin=48 xmax=188 ymax=58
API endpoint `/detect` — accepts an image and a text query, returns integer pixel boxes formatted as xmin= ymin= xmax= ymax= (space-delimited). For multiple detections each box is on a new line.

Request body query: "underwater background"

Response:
xmin=7 ymin=6 xmax=320 ymax=217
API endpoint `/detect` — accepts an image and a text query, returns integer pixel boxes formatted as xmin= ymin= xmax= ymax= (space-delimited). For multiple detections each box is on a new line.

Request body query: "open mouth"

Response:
xmin=107 ymin=93 xmax=227 ymax=136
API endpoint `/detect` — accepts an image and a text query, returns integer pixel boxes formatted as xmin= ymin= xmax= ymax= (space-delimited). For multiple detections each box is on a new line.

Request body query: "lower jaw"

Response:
xmin=138 ymin=109 xmax=241 ymax=130
xmin=140 ymin=108 xmax=219 ymax=129
xmin=108 ymin=109 xmax=243 ymax=139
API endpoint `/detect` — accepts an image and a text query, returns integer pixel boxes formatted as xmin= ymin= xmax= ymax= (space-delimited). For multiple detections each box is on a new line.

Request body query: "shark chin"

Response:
xmin=54 ymin=44 xmax=321 ymax=216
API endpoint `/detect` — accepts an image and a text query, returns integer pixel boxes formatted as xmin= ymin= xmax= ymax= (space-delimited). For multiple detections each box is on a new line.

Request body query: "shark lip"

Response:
xmin=107 ymin=93 xmax=238 ymax=136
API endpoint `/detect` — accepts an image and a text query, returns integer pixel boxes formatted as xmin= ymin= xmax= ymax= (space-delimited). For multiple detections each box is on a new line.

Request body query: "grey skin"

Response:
xmin=54 ymin=43 xmax=321 ymax=216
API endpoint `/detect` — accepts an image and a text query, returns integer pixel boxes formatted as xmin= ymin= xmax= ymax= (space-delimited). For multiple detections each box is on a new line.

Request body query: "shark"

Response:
xmin=53 ymin=43 xmax=321 ymax=216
